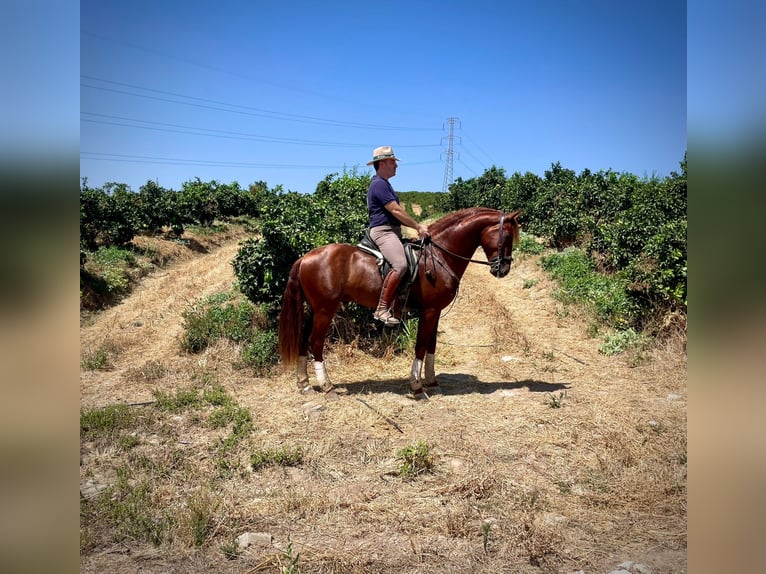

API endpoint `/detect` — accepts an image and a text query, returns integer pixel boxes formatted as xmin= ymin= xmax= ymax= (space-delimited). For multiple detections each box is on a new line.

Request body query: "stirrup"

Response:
xmin=374 ymin=308 xmax=400 ymax=326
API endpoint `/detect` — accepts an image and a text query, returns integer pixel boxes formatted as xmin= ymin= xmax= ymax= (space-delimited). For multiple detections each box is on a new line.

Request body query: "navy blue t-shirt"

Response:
xmin=367 ymin=175 xmax=400 ymax=228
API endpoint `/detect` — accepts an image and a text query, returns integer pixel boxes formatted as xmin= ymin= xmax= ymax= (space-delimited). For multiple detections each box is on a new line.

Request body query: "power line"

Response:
xmin=80 ymin=151 xmax=339 ymax=169
xmin=456 ymin=158 xmax=480 ymax=178
xmin=80 ymin=151 xmax=443 ymax=170
xmin=81 ymin=75 xmax=441 ymax=132
xmin=461 ymin=130 xmax=498 ymax=166
xmin=80 ymin=112 xmax=442 ymax=149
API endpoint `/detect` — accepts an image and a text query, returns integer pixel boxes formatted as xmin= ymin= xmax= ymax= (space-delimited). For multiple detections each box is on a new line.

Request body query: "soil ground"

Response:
xmin=80 ymin=227 xmax=687 ymax=573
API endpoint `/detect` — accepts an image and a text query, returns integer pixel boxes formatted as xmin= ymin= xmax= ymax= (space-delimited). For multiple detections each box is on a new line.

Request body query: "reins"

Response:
xmin=428 ymin=238 xmax=492 ymax=266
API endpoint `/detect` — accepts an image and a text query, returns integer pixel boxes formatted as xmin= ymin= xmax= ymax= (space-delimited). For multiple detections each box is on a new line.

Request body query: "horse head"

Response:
xmin=479 ymin=210 xmax=521 ymax=278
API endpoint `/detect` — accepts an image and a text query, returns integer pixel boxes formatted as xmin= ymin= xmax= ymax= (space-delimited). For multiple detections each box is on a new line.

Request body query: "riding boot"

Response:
xmin=374 ymin=269 xmax=402 ymax=326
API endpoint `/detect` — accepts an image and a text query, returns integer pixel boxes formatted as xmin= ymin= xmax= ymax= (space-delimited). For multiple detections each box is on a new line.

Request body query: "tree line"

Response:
xmin=80 ymin=154 xmax=686 ymax=334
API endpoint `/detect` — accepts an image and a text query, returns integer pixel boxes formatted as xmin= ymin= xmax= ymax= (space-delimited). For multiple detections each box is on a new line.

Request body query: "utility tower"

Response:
xmin=441 ymin=117 xmax=461 ymax=192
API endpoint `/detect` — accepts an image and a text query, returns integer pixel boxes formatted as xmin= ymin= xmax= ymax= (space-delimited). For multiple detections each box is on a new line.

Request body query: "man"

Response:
xmin=366 ymin=146 xmax=430 ymax=326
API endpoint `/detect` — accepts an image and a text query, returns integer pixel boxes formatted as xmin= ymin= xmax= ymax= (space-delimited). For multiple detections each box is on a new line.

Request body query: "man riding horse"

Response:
xmin=366 ymin=146 xmax=430 ymax=326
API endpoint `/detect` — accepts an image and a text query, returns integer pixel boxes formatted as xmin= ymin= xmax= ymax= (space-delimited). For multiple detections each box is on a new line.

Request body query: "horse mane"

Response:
xmin=429 ymin=207 xmax=501 ymax=235
xmin=430 ymin=207 xmax=520 ymax=242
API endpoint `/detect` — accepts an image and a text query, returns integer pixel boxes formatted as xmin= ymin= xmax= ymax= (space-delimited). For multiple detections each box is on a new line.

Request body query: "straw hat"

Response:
xmin=366 ymin=146 xmax=400 ymax=165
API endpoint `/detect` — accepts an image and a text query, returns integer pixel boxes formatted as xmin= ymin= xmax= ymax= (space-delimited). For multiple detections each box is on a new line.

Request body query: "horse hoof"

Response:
xmin=409 ymin=390 xmax=430 ymax=401
xmin=324 ymin=389 xmax=340 ymax=402
xmin=299 ymin=385 xmax=317 ymax=395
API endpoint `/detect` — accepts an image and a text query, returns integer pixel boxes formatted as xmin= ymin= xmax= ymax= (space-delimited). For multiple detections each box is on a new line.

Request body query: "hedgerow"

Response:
xmin=232 ymin=169 xmax=370 ymax=309
xmin=446 ymin=153 xmax=687 ymax=330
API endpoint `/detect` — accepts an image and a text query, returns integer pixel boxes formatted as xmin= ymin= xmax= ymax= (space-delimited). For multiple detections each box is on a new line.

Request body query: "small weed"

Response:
xmin=547 ymin=391 xmax=568 ymax=409
xmin=186 ymin=492 xmax=216 ymax=547
xmin=251 ymin=445 xmax=303 ymax=471
xmin=281 ymin=541 xmax=301 ymax=573
xmin=396 ymin=440 xmax=434 ymax=479
xmin=89 ymin=476 xmax=173 ymax=547
xmin=203 ymin=384 xmax=234 ymax=407
xmin=120 ymin=434 xmax=140 ymax=450
xmin=134 ymin=360 xmax=166 ymax=381
xmin=394 ymin=318 xmax=419 ymax=352
xmin=81 ymin=347 xmax=109 ymax=370
xmin=522 ymin=278 xmax=539 ymax=289
xmin=80 ymin=404 xmax=134 ymax=441
xmin=220 ymin=538 xmax=240 ymax=560
xmin=212 ymin=405 xmax=253 ymax=452
xmin=153 ymin=388 xmax=202 ymax=412
xmin=81 ymin=340 xmax=121 ymax=371
xmin=554 ymin=479 xmax=573 ymax=494
xmin=481 ymin=520 xmax=492 ymax=553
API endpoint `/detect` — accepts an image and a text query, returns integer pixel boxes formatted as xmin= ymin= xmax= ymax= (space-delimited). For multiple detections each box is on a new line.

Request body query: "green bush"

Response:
xmin=599 ymin=328 xmax=648 ymax=356
xmin=516 ymin=231 xmax=546 ymax=255
xmin=541 ymin=248 xmax=640 ymax=329
xmin=396 ymin=441 xmax=434 ymax=479
xmin=241 ymin=329 xmax=278 ymax=372
xmin=179 ymin=292 xmax=280 ymax=371
xmin=448 ymin=155 xmax=686 ymax=331
xmin=181 ymin=295 xmax=257 ymax=353
xmin=80 ymin=246 xmax=140 ymax=309
xmin=233 ymin=170 xmax=369 ymax=308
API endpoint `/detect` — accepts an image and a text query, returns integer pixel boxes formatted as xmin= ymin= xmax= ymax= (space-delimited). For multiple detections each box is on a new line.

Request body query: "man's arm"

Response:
xmin=384 ymin=201 xmax=429 ymax=238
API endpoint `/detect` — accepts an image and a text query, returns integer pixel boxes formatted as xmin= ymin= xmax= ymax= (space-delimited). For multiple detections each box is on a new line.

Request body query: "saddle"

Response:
xmin=356 ymin=229 xmax=422 ymax=283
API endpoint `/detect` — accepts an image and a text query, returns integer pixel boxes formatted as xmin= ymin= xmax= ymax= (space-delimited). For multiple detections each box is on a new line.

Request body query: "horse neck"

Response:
xmin=433 ymin=210 xmax=498 ymax=257
xmin=431 ymin=210 xmax=499 ymax=275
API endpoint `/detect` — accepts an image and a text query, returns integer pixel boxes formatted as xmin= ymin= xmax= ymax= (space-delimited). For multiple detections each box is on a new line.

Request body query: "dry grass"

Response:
xmin=80 ymin=232 xmax=687 ymax=574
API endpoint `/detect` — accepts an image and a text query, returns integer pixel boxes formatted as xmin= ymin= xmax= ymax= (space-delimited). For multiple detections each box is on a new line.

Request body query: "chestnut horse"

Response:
xmin=278 ymin=207 xmax=520 ymax=399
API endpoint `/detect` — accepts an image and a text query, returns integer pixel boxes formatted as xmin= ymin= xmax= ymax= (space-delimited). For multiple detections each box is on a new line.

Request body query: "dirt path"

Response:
xmin=80 ymin=236 xmax=613 ymax=407
xmin=80 ymin=239 xmax=244 ymax=407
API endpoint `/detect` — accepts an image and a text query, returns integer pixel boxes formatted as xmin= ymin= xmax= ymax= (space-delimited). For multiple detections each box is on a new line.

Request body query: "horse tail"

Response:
xmin=279 ymin=258 xmax=304 ymax=368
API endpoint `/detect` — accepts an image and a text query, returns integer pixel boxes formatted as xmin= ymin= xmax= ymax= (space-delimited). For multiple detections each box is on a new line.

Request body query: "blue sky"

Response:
xmin=80 ymin=0 xmax=686 ymax=194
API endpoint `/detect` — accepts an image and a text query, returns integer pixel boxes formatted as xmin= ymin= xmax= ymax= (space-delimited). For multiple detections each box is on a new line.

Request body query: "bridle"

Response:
xmin=426 ymin=212 xmax=513 ymax=275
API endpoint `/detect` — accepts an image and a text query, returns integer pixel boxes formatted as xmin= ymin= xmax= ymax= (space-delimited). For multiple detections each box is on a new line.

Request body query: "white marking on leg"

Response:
xmin=424 ymin=353 xmax=436 ymax=385
xmin=313 ymin=360 xmax=334 ymax=392
xmin=410 ymin=357 xmax=423 ymax=383
xmin=314 ymin=361 xmax=327 ymax=386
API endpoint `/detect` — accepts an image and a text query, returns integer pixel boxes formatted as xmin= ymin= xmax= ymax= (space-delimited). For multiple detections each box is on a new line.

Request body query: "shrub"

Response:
xmin=241 ymin=329 xmax=278 ymax=372
xmin=599 ymin=328 xmax=649 ymax=356
xmin=250 ymin=445 xmax=303 ymax=471
xmin=233 ymin=171 xmax=369 ymax=309
xmin=396 ymin=441 xmax=434 ymax=479
xmin=541 ymin=248 xmax=640 ymax=329
xmin=181 ymin=294 xmax=257 ymax=353
xmin=80 ymin=404 xmax=134 ymax=441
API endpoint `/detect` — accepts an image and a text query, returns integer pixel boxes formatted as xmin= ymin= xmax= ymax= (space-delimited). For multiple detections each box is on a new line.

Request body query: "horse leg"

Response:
xmin=295 ymin=311 xmax=313 ymax=392
xmin=308 ymin=307 xmax=338 ymax=395
xmin=423 ymin=317 xmax=441 ymax=392
xmin=409 ymin=309 xmax=440 ymax=400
